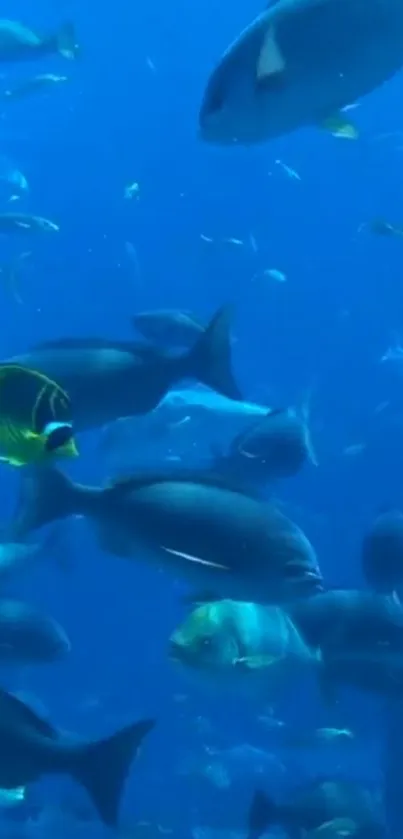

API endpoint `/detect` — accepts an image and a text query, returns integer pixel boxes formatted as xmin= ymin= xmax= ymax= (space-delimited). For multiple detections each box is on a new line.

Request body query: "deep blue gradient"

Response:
xmin=1 ymin=1 xmax=403 ymax=836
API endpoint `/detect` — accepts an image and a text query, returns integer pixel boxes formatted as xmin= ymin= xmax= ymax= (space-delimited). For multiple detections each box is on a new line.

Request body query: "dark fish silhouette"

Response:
xmin=0 ymin=600 xmax=70 ymax=663
xmin=7 ymin=307 xmax=241 ymax=431
xmin=0 ymin=687 xmax=154 ymax=826
xmin=10 ymin=466 xmax=324 ymax=605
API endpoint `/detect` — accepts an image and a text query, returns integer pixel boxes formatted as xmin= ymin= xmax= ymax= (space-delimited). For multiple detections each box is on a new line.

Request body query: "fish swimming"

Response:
xmin=199 ymin=0 xmax=403 ymax=144
xmin=0 ymin=213 xmax=59 ymax=233
xmin=171 ymin=591 xmax=403 ymax=700
xmin=10 ymin=467 xmax=324 ymax=604
xmin=0 ymin=363 xmax=77 ymax=467
xmin=211 ymin=407 xmax=316 ymax=488
xmin=3 ymin=74 xmax=68 ymax=102
xmin=132 ymin=309 xmax=206 ymax=349
xmin=0 ymin=600 xmax=70 ymax=664
xmin=7 ymin=307 xmax=242 ymax=432
xmin=169 ymin=599 xmax=317 ymax=696
xmin=0 ymin=687 xmax=154 ymax=826
xmin=248 ymin=779 xmax=383 ymax=839
xmin=0 ymin=20 xmax=78 ymax=61
xmin=100 ymin=387 xmax=268 ymax=471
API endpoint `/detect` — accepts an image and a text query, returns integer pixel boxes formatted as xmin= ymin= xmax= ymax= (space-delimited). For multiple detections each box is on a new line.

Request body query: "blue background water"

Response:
xmin=1 ymin=1 xmax=403 ymax=836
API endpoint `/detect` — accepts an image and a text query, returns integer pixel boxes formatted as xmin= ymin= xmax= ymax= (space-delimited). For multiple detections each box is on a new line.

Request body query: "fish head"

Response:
xmin=199 ymin=8 xmax=289 ymax=145
xmin=169 ymin=601 xmax=241 ymax=673
xmin=236 ymin=409 xmax=309 ymax=477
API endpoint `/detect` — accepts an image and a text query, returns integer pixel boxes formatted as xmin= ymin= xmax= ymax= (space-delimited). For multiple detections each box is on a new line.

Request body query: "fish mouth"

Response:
xmin=168 ymin=638 xmax=186 ymax=662
xmin=168 ymin=638 xmax=199 ymax=668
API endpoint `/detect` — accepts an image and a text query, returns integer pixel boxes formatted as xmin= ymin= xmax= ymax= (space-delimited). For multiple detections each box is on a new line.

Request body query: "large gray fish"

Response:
xmin=0 ymin=20 xmax=78 ymax=61
xmin=7 ymin=307 xmax=241 ymax=432
xmin=99 ymin=387 xmax=268 ymax=473
xmin=199 ymin=0 xmax=403 ymax=145
xmin=0 ymin=600 xmax=70 ymax=664
xmin=289 ymin=589 xmax=403 ymax=698
xmin=0 ymin=687 xmax=154 ymax=826
xmin=10 ymin=466 xmax=324 ymax=605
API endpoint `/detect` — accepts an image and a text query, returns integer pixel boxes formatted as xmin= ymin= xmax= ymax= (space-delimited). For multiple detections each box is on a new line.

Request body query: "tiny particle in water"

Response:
xmin=124 ymin=181 xmax=140 ymax=200
xmin=146 ymin=56 xmax=157 ymax=72
xmin=342 ymin=443 xmax=366 ymax=457
xmin=223 ymin=237 xmax=244 ymax=246
xmin=275 ymin=159 xmax=301 ymax=180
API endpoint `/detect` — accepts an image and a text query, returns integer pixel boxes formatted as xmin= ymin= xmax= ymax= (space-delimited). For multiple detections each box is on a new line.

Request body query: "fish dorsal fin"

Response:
xmin=0 ymin=687 xmax=58 ymax=739
xmin=256 ymin=24 xmax=286 ymax=84
xmin=106 ymin=470 xmax=260 ymax=499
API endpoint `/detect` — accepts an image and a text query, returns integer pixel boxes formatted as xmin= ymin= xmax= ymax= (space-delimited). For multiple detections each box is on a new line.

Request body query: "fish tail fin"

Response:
xmin=11 ymin=466 xmax=81 ymax=539
xmin=56 ymin=21 xmax=79 ymax=59
xmin=247 ymin=790 xmax=278 ymax=839
xmin=70 ymin=719 xmax=155 ymax=827
xmin=184 ymin=306 xmax=242 ymax=401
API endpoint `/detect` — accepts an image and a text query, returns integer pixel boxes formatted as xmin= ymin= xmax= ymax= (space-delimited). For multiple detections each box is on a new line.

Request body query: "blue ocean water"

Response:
xmin=1 ymin=1 xmax=403 ymax=838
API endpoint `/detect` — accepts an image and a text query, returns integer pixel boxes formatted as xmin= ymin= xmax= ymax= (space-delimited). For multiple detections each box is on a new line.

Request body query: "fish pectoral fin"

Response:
xmin=256 ymin=25 xmax=286 ymax=87
xmin=320 ymin=113 xmax=358 ymax=140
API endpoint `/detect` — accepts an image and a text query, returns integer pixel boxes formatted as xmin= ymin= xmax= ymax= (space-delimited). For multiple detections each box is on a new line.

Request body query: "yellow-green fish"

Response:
xmin=0 ymin=363 xmax=78 ymax=466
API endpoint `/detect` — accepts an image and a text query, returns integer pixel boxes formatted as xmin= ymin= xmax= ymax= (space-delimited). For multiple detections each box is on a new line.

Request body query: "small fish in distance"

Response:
xmin=0 ymin=213 xmax=59 ymax=233
xmin=3 ymin=74 xmax=68 ymax=101
xmin=369 ymin=219 xmax=403 ymax=238
xmin=0 ymin=20 xmax=78 ymax=61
